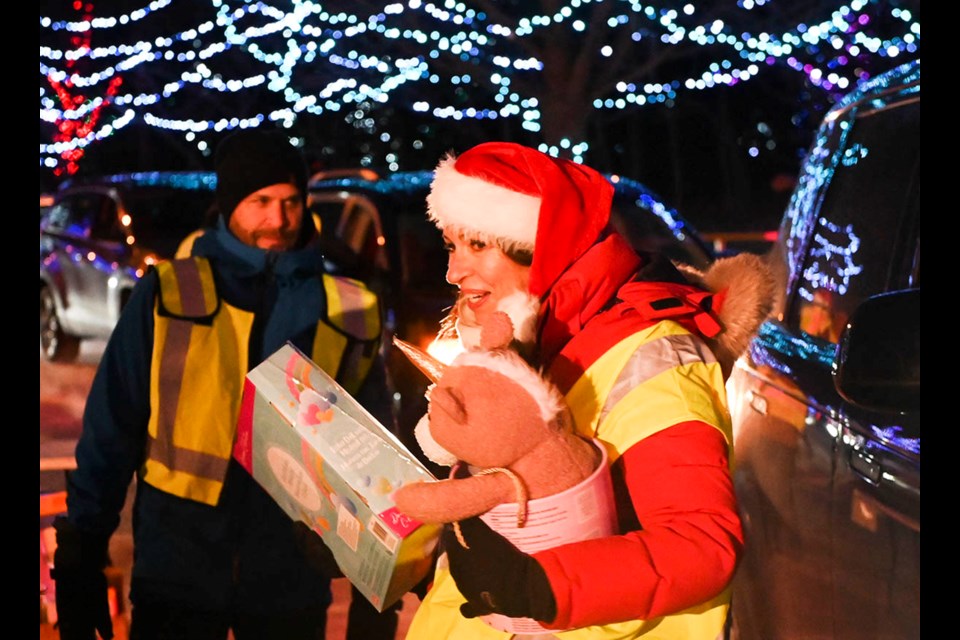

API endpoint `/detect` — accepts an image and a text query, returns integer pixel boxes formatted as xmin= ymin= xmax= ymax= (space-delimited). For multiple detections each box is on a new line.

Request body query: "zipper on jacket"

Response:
xmin=247 ymin=251 xmax=279 ymax=372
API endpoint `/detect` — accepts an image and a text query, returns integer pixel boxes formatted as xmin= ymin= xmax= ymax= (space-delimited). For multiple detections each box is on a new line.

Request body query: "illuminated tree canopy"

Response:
xmin=40 ymin=0 xmax=919 ymax=226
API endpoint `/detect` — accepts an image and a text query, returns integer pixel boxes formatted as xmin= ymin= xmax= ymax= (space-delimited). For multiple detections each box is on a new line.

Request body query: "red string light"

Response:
xmin=46 ymin=2 xmax=123 ymax=175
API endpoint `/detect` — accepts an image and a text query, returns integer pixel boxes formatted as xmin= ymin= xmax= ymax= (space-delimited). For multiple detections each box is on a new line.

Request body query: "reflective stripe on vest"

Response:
xmin=600 ymin=331 xmax=717 ymax=424
xmin=312 ymin=274 xmax=382 ymax=396
xmin=143 ymin=258 xmax=381 ymax=506
xmin=565 ymin=321 xmax=731 ymax=462
xmin=144 ymin=258 xmax=246 ymax=505
xmin=151 ymin=257 xmax=229 ymax=485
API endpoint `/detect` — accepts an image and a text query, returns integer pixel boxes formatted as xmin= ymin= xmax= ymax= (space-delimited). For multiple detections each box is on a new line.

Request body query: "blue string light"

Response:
xmin=40 ymin=0 xmax=920 ymax=169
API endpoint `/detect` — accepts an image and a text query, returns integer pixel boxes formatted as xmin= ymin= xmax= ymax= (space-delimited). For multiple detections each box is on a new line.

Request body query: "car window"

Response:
xmin=310 ymin=200 xmax=344 ymax=238
xmin=122 ymin=187 xmax=216 ymax=258
xmin=42 ymin=201 xmax=73 ymax=233
xmin=395 ymin=213 xmax=449 ymax=291
xmin=309 ymin=192 xmax=391 ymax=281
xmin=610 ymin=197 xmax=709 ymax=269
xmin=91 ymin=196 xmax=125 ymax=242
xmin=44 ymin=192 xmax=109 ymax=238
xmin=337 ymin=196 xmax=388 ymax=272
xmin=787 ymin=98 xmax=920 ymax=344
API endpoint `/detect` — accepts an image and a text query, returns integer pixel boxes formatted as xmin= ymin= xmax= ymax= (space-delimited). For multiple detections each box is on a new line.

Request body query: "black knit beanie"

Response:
xmin=214 ymin=128 xmax=309 ymax=219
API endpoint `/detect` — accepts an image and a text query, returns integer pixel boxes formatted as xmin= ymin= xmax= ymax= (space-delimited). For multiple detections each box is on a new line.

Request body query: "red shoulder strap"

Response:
xmin=616 ymin=281 xmax=723 ymax=338
xmin=546 ymin=281 xmax=722 ymax=394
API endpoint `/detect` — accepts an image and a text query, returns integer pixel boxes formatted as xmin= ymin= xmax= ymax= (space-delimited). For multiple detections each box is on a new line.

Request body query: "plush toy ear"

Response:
xmin=430 ymin=385 xmax=468 ymax=424
xmin=494 ymin=291 xmax=541 ymax=346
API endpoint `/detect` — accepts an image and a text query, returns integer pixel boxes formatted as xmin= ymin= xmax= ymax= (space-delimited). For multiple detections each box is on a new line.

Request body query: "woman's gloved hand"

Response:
xmin=443 ymin=516 xmax=557 ymax=623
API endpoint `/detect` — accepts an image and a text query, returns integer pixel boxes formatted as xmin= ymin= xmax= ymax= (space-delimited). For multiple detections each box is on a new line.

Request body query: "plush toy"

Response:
xmin=392 ymin=313 xmax=603 ymax=530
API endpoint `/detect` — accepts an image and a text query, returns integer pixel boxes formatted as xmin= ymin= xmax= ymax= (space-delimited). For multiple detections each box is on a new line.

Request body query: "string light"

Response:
xmin=40 ymin=0 xmax=920 ymax=173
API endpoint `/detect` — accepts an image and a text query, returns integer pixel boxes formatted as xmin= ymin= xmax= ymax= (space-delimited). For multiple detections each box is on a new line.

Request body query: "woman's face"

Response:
xmin=443 ymin=230 xmax=531 ymax=329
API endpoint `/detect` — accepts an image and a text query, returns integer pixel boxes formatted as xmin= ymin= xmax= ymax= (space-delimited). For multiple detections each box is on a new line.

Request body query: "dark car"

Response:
xmin=40 ymin=171 xmax=217 ymax=362
xmin=726 ymin=59 xmax=920 ymax=639
xmin=308 ymin=168 xmax=715 ymax=467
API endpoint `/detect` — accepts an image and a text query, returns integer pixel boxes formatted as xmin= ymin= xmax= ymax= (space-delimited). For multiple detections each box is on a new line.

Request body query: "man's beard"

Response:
xmin=456 ymin=290 xmax=541 ymax=352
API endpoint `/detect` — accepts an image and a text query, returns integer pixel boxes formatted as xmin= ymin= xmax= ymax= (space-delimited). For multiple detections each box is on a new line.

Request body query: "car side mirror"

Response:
xmin=833 ymin=289 xmax=920 ymax=413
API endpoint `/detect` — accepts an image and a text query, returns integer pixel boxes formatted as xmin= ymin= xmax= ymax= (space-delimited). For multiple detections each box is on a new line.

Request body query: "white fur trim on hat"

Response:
xmin=426 ymin=154 xmax=541 ymax=250
xmin=451 ymin=349 xmax=564 ymax=424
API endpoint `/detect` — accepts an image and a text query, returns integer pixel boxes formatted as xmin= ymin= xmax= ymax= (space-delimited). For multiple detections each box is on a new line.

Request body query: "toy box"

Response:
xmin=233 ymin=342 xmax=441 ymax=611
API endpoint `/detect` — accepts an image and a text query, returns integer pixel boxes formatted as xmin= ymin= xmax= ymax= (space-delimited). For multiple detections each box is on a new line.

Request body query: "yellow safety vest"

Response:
xmin=406 ymin=321 xmax=733 ymax=640
xmin=142 ymin=256 xmax=382 ymax=506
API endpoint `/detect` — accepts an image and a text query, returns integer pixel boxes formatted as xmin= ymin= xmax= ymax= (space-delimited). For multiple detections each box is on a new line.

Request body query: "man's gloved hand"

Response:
xmin=292 ymin=520 xmax=344 ymax=578
xmin=443 ymin=516 xmax=557 ymax=623
xmin=51 ymin=517 xmax=114 ymax=640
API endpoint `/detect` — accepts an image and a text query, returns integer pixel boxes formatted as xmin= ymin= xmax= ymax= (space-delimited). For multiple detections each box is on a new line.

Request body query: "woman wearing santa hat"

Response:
xmin=404 ymin=141 xmax=775 ymax=639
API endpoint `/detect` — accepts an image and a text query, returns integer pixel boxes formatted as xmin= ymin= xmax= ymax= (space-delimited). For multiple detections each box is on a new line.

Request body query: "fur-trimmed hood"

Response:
xmin=678 ymin=252 xmax=777 ymax=378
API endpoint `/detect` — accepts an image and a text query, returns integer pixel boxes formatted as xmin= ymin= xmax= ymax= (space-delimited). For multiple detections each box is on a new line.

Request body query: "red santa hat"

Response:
xmin=426 ymin=142 xmax=614 ymax=297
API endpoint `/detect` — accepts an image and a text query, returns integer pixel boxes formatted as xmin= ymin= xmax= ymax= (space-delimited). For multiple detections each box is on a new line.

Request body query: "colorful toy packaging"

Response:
xmin=233 ymin=342 xmax=441 ymax=611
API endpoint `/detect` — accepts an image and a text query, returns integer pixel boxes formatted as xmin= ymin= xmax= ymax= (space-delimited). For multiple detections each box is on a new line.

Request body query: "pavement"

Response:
xmin=40 ymin=341 xmax=420 ymax=639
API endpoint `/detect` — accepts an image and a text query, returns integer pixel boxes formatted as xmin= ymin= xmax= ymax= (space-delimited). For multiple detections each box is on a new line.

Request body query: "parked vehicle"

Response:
xmin=308 ymin=168 xmax=715 ymax=470
xmin=40 ymin=171 xmax=217 ymax=362
xmin=726 ymin=59 xmax=920 ymax=639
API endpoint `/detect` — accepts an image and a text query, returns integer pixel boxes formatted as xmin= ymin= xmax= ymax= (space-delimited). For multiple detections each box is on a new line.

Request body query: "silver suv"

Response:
xmin=40 ymin=171 xmax=217 ymax=362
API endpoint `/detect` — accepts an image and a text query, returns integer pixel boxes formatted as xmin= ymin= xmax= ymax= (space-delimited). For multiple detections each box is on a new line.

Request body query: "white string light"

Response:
xmin=40 ymin=0 xmax=920 ymax=171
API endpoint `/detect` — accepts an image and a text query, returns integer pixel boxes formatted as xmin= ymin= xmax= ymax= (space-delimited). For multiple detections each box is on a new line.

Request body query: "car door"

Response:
xmin=811 ymin=101 xmax=920 ymax=640
xmin=309 ymin=192 xmax=389 ymax=281
xmin=728 ymin=71 xmax=920 ymax=640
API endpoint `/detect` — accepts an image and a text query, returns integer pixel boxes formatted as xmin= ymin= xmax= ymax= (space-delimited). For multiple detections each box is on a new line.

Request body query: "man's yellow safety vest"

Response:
xmin=142 ymin=256 xmax=382 ymax=506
